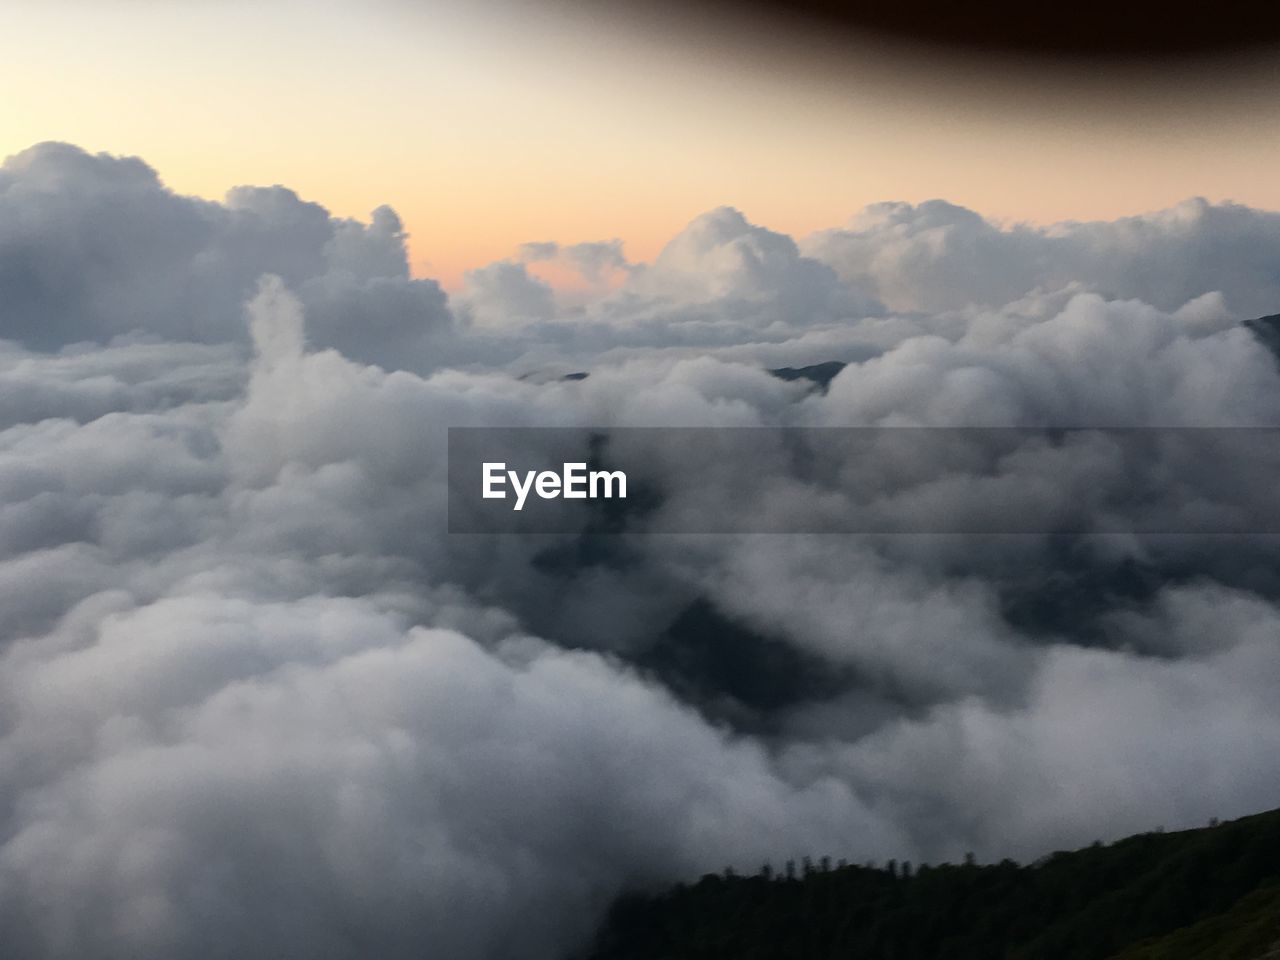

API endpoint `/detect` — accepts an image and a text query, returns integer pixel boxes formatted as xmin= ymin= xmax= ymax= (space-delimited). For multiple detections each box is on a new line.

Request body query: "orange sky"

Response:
xmin=5 ymin=0 xmax=1280 ymax=289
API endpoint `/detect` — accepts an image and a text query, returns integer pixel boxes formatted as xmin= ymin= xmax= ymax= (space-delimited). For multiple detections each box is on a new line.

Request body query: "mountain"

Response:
xmin=766 ymin=361 xmax=847 ymax=392
xmin=1245 ymin=314 xmax=1280 ymax=365
xmin=581 ymin=806 xmax=1280 ymax=960
xmin=1110 ymin=884 xmax=1280 ymax=960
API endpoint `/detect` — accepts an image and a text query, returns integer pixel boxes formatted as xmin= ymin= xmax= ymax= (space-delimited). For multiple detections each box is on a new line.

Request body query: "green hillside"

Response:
xmin=1106 ymin=884 xmax=1280 ymax=960
xmin=583 ymin=807 xmax=1280 ymax=960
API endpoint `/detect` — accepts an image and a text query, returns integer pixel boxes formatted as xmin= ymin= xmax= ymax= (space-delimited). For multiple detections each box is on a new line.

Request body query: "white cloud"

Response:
xmin=805 ymin=197 xmax=1280 ymax=317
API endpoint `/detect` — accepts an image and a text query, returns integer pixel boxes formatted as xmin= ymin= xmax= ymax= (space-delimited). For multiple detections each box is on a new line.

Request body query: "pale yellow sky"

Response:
xmin=5 ymin=0 xmax=1280 ymax=288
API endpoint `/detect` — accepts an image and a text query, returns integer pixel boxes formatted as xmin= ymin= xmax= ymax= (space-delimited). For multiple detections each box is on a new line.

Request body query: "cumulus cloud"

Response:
xmin=2 ymin=141 xmax=1280 ymax=959
xmin=458 ymin=260 xmax=558 ymax=327
xmin=625 ymin=206 xmax=880 ymax=321
xmin=0 ymin=600 xmax=893 ymax=959
xmin=805 ymin=197 xmax=1280 ymax=317
xmin=0 ymin=143 xmax=455 ymax=371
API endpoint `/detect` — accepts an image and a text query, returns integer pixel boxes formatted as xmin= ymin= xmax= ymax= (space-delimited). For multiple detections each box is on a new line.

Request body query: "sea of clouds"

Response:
xmin=2 ymin=141 xmax=1280 ymax=959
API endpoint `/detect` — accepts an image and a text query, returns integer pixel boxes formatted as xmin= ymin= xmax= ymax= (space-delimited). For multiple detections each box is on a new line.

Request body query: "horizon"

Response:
xmin=8 ymin=1 xmax=1280 ymax=288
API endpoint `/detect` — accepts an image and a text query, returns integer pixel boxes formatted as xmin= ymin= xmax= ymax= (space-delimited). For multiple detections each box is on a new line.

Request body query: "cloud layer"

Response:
xmin=3 ymin=142 xmax=1280 ymax=959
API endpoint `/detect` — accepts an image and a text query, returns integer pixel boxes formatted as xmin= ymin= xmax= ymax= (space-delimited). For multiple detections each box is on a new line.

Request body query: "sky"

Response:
xmin=6 ymin=0 xmax=1280 ymax=287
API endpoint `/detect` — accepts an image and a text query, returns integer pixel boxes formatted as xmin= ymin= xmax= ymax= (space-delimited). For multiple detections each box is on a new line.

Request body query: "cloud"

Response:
xmin=0 ymin=598 xmax=896 ymax=959
xmin=625 ymin=206 xmax=879 ymax=321
xmin=805 ymin=197 xmax=1280 ymax=317
xmin=458 ymin=260 xmax=557 ymax=326
xmin=3 ymin=141 xmax=1280 ymax=958
xmin=0 ymin=143 xmax=454 ymax=372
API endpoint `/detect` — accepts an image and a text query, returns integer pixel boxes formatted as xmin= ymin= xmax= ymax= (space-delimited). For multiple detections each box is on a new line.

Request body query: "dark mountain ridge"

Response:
xmin=583 ymin=805 xmax=1280 ymax=960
